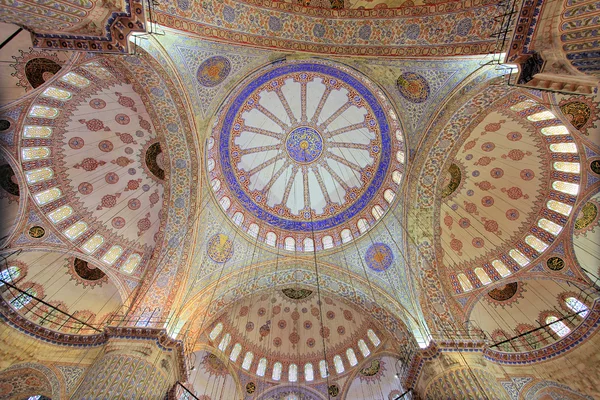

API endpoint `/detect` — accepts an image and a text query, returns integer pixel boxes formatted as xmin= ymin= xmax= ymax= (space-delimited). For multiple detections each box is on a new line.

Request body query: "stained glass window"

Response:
xmin=285 ymin=237 xmax=295 ymax=251
xmin=552 ymin=181 xmax=579 ymax=196
xmin=232 ymin=212 xmax=244 ymax=226
xmin=0 ymin=266 xmax=21 ymax=286
xmin=474 ymin=268 xmax=492 ymax=285
xmin=257 ymin=358 xmax=267 ymax=376
xmin=304 ymin=363 xmax=314 ymax=381
xmin=83 ymin=62 xmax=112 ymax=79
xmin=549 ymin=143 xmax=577 ymax=153
xmin=34 ymin=187 xmax=62 ymax=205
xmin=211 ymin=178 xmax=221 ymax=192
xmin=457 ymin=273 xmax=473 ymax=292
xmin=41 ymin=87 xmax=71 ymax=100
xmin=207 ymin=158 xmax=215 ymax=172
xmin=541 ymin=125 xmax=569 ymax=136
xmin=538 ymin=218 xmax=563 ymax=236
xmin=392 ymin=170 xmax=402 ymax=184
xmin=60 ymin=72 xmax=90 ymax=87
xmin=341 ymin=229 xmax=353 ymax=244
xmin=64 ymin=221 xmax=87 ymax=240
xmin=346 ymin=348 xmax=358 ymax=366
xmin=547 ymin=200 xmax=572 ymax=216
xmin=11 ymin=288 xmax=36 ymax=309
xmin=396 ymin=151 xmax=405 ymax=163
xmin=218 ymin=333 xmax=231 ymax=352
xmin=219 ymin=196 xmax=231 ymax=210
xmin=565 ymin=297 xmax=589 ymax=318
xmin=22 ymin=147 xmax=50 ymax=161
xmin=357 ymin=218 xmax=369 ymax=234
xmin=25 ymin=167 xmax=54 ymax=184
xmin=272 ymin=362 xmax=282 ymax=381
xmin=553 ymin=162 xmax=580 ymax=174
xmin=527 ymin=111 xmax=555 ymax=121
xmin=209 ymin=323 xmax=223 ymax=340
xmin=29 ymin=105 xmax=59 ymax=119
xmin=101 ymin=245 xmax=123 ymax=265
xmin=122 ymin=253 xmax=141 ymax=274
xmin=23 ymin=126 xmax=52 ymax=138
xmin=358 ymin=339 xmax=370 ymax=357
xmin=248 ymin=223 xmax=259 ymax=238
xmin=510 ymin=100 xmax=536 ymax=112
xmin=242 ymin=352 xmax=253 ymax=370
xmin=288 ymin=363 xmax=298 ymax=382
xmin=372 ymin=205 xmax=384 ymax=220
xmin=265 ymin=232 xmax=277 ymax=247
xmin=546 ymin=316 xmax=570 ymax=337
xmin=333 ymin=355 xmax=344 ymax=374
xmin=319 ymin=360 xmax=328 ymax=378
xmin=509 ymin=249 xmax=530 ymax=267
xmin=384 ymin=189 xmax=395 ymax=204
xmin=303 ymin=237 xmax=314 ymax=252
xmin=525 ymin=235 xmax=548 ymax=252
xmin=367 ymin=329 xmax=381 ymax=346
xmin=82 ymin=234 xmax=104 ymax=254
xmin=492 ymin=260 xmax=511 ymax=277
xmin=322 ymin=235 xmax=334 ymax=249
xmin=230 ymin=343 xmax=242 ymax=362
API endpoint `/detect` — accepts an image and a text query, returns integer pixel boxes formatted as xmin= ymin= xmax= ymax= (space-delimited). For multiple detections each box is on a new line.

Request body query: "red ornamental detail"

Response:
xmin=459 ymin=217 xmax=470 ymax=228
xmin=343 ymin=310 xmax=353 ymax=321
xmin=444 ymin=214 xmax=453 ymax=229
xmin=115 ymin=131 xmax=137 ymax=144
xmin=259 ymin=321 xmax=271 ymax=340
xmin=246 ymin=322 xmax=254 ymax=332
xmin=69 ymin=137 xmax=84 ymax=149
xmin=520 ymin=169 xmax=535 ymax=180
xmin=481 ymin=142 xmax=495 ymax=152
xmin=490 ymin=167 xmax=504 ymax=178
xmin=239 ymin=306 xmax=249 ymax=316
xmin=289 ymin=330 xmax=300 ymax=344
xmin=483 ymin=218 xmax=499 ymax=233
xmin=105 ymin=172 xmax=119 ymax=184
xmin=507 ymin=131 xmax=522 ymax=141
xmin=474 ymin=156 xmax=494 ymax=166
xmin=337 ymin=326 xmax=346 ymax=335
xmin=89 ymin=98 xmax=106 ymax=109
xmin=463 ymin=140 xmax=477 ymax=151
xmin=484 ymin=120 xmax=505 ymax=132
xmin=311 ymin=307 xmax=320 ymax=317
xmin=326 ymin=311 xmax=335 ymax=319
xmin=320 ymin=327 xmax=330 ymax=338
xmin=125 ymin=178 xmax=142 ymax=191
xmin=506 ymin=209 xmax=520 ymax=220
xmin=504 ymin=149 xmax=531 ymax=161
xmin=149 ymin=191 xmax=160 ymax=207
xmin=74 ymin=158 xmax=106 ymax=171
xmin=115 ymin=92 xmax=137 ymax=111
xmin=97 ymin=193 xmax=121 ymax=210
xmin=111 ymin=217 xmax=125 ymax=229
xmin=112 ymin=156 xmax=133 ymax=167
xmin=450 ymin=235 xmax=463 ymax=254
xmin=138 ymin=115 xmax=152 ymax=132
xmin=115 ymin=114 xmax=130 ymax=125
xmin=137 ymin=213 xmax=151 ymax=236
xmin=273 ymin=337 xmax=282 ymax=347
xmin=291 ymin=310 xmax=300 ymax=320
xmin=464 ymin=201 xmax=478 ymax=214
xmin=481 ymin=196 xmax=494 ymax=207
xmin=503 ymin=186 xmax=529 ymax=200
xmin=472 ymin=237 xmax=485 ymax=248
xmin=78 ymin=182 xmax=93 ymax=195
xmin=98 ymin=140 xmax=114 ymax=152
xmin=79 ymin=118 xmax=110 ymax=132
xmin=128 ymin=198 xmax=141 ymax=210
xmin=278 ymin=320 xmax=287 ymax=329
xmin=272 ymin=305 xmax=281 ymax=315
xmin=476 ymin=181 xmax=494 ymax=191
xmin=307 ymin=338 xmax=316 ymax=347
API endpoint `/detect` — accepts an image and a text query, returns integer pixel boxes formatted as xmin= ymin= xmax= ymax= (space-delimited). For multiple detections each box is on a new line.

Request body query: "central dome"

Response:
xmin=207 ymin=60 xmax=405 ymax=251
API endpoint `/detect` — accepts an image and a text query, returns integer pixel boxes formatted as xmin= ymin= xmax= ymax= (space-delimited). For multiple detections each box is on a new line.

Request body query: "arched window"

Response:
xmin=552 ymin=181 xmax=579 ymax=196
xmin=22 ymin=146 xmax=51 ymax=161
xmin=232 ymin=212 xmax=244 ymax=226
xmin=509 ymin=249 xmax=530 ymax=267
xmin=219 ymin=196 xmax=231 ymax=210
xmin=230 ymin=343 xmax=242 ymax=362
xmin=122 ymin=253 xmax=141 ymax=274
xmin=0 ymin=266 xmax=21 ymax=286
xmin=549 ymin=143 xmax=577 ymax=153
xmin=553 ymin=161 xmax=580 ymax=173
xmin=11 ymin=288 xmax=36 ymax=309
xmin=218 ymin=333 xmax=231 ymax=351
xmin=64 ymin=221 xmax=88 ymax=240
xmin=284 ymin=237 xmax=295 ymax=251
xmin=357 ymin=218 xmax=369 ymax=234
xmin=101 ymin=245 xmax=123 ymax=265
xmin=510 ymin=100 xmax=536 ymax=112
xmin=211 ymin=178 xmax=221 ymax=192
xmin=29 ymin=106 xmax=58 ymax=119
xmin=492 ymin=260 xmax=511 ymax=277
xmin=457 ymin=273 xmax=473 ymax=292
xmin=565 ymin=297 xmax=589 ymax=318
xmin=48 ymin=205 xmax=74 ymax=223
xmin=396 ymin=150 xmax=405 ymax=163
xmin=265 ymin=232 xmax=277 ymax=247
xmin=538 ymin=218 xmax=562 ymax=236
xmin=346 ymin=348 xmax=358 ymax=366
xmin=304 ymin=363 xmax=314 ymax=381
xmin=392 ymin=170 xmax=402 ymax=184
xmin=272 ymin=362 xmax=282 ymax=381
xmin=303 ymin=237 xmax=314 ymax=252
xmin=41 ymin=87 xmax=71 ymax=100
xmin=546 ymin=200 xmax=572 ymax=216
xmin=333 ymin=355 xmax=344 ymax=374
xmin=257 ymin=358 xmax=267 ymax=376
xmin=474 ymin=268 xmax=491 ymax=285
xmin=60 ymin=72 xmax=90 ymax=87
xmin=82 ymin=234 xmax=104 ymax=254
xmin=242 ymin=352 xmax=253 ymax=370
xmin=546 ymin=316 xmax=570 ymax=337
xmin=372 ymin=205 xmax=384 ymax=220
xmin=34 ymin=187 xmax=62 ymax=205
xmin=341 ymin=229 xmax=353 ymax=244
xmin=248 ymin=223 xmax=259 ymax=238
xmin=23 ymin=126 xmax=52 ymax=138
xmin=289 ymin=363 xmax=298 ymax=382
xmin=384 ymin=189 xmax=395 ymax=204
xmin=358 ymin=339 xmax=370 ymax=357
xmin=319 ymin=360 xmax=328 ymax=378
xmin=541 ymin=125 xmax=569 ymax=136
xmin=367 ymin=329 xmax=381 ymax=346
xmin=525 ymin=235 xmax=548 ymax=252
xmin=322 ymin=236 xmax=334 ymax=249
xmin=207 ymin=158 xmax=215 ymax=172
xmin=25 ymin=167 xmax=54 ymax=184
xmin=527 ymin=111 xmax=555 ymax=121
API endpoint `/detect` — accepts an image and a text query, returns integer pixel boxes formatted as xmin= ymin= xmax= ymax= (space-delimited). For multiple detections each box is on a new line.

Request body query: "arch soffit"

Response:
xmin=0 ymin=362 xmax=63 ymax=399
xmin=0 ymin=146 xmax=28 ymax=247
xmin=190 ymin=342 xmax=245 ymax=396
xmin=339 ymin=349 xmax=404 ymax=399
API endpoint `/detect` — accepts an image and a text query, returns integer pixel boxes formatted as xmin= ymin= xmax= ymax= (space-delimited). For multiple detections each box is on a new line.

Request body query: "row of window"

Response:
xmin=20 ymin=66 xmax=141 ymax=274
xmin=456 ymin=100 xmax=580 ymax=293
xmin=208 ymin=322 xmax=381 ymax=381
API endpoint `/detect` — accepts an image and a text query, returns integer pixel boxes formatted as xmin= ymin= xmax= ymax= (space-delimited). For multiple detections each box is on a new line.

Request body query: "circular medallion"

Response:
xmin=328 ymin=384 xmax=340 ymax=397
xmin=29 ymin=225 xmax=45 ymax=238
xmin=365 ymin=243 xmax=394 ymax=271
xmin=197 ymin=56 xmax=231 ymax=87
xmin=285 ymin=126 xmax=323 ymax=163
xmin=209 ymin=60 xmax=405 ymax=250
xmin=546 ymin=257 xmax=565 ymax=271
xmin=396 ymin=72 xmax=430 ymax=103
xmin=207 ymin=233 xmax=234 ymax=263
xmin=0 ymin=120 xmax=10 ymax=131
xmin=246 ymin=382 xmax=256 ymax=394
xmin=591 ymin=160 xmax=600 ymax=175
